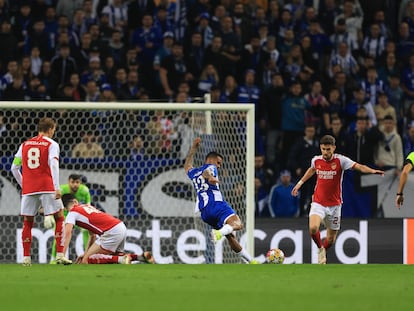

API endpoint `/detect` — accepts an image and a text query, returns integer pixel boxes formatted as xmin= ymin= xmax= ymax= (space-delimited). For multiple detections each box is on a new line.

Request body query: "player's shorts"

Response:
xmin=309 ymin=202 xmax=341 ymax=230
xmin=200 ymin=201 xmax=236 ymax=230
xmin=21 ymin=193 xmax=64 ymax=216
xmin=95 ymin=222 xmax=127 ymax=253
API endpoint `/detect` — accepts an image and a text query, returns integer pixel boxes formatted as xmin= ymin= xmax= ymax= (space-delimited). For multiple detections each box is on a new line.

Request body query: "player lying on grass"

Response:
xmin=184 ymin=137 xmax=257 ymax=264
xmin=58 ymin=193 xmax=155 ymax=265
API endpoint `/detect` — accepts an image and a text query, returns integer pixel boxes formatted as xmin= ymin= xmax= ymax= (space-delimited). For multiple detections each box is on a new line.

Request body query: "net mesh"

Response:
xmin=0 ymin=105 xmax=248 ymax=263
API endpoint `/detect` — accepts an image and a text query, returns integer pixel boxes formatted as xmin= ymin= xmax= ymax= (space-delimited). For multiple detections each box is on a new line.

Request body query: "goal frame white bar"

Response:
xmin=0 ymin=100 xmax=256 ymax=257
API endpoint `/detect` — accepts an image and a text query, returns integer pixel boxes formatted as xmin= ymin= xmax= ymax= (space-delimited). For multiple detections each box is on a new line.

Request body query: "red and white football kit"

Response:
xmin=309 ymin=154 xmax=356 ymax=229
xmin=65 ymin=204 xmax=127 ymax=253
xmin=11 ymin=134 xmax=64 ymax=258
xmin=19 ymin=135 xmax=59 ymax=195
xmin=12 ymin=135 xmax=62 ymax=216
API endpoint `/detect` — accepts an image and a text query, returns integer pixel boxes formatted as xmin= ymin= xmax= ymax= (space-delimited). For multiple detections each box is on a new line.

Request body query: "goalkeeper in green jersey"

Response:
xmin=44 ymin=174 xmax=91 ymax=263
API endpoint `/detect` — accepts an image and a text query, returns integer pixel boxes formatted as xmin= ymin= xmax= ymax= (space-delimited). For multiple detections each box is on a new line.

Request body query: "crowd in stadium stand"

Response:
xmin=0 ymin=0 xmax=412 ymax=216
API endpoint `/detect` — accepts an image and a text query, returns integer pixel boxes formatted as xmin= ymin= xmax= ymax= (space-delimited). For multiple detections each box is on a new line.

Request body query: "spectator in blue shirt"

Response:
xmin=153 ymin=7 xmax=174 ymax=34
xmin=196 ymin=12 xmax=213 ymax=49
xmin=255 ymin=154 xmax=274 ymax=217
xmin=403 ymin=122 xmax=414 ymax=156
xmin=278 ymin=9 xmax=295 ymax=40
xmin=219 ymin=75 xmax=238 ymax=103
xmin=360 ymin=66 xmax=385 ymax=107
xmin=131 ymin=13 xmax=162 ymax=94
xmin=281 ymin=80 xmax=311 ymax=164
xmin=401 ymin=53 xmax=414 ymax=111
xmin=386 ymin=74 xmax=404 ymax=127
xmin=80 ymin=56 xmax=107 ymax=88
xmin=44 ymin=5 xmax=58 ymax=38
xmin=153 ymin=31 xmax=174 ymax=95
xmin=131 ymin=13 xmax=162 ymax=65
xmin=402 ymin=2 xmax=414 ymax=39
xmin=237 ymin=69 xmax=260 ymax=109
xmin=304 ymin=19 xmax=332 ymax=71
xmin=268 ymin=170 xmax=299 ymax=217
xmin=396 ymin=22 xmax=414 ymax=64
xmin=362 ymin=23 xmax=386 ymax=64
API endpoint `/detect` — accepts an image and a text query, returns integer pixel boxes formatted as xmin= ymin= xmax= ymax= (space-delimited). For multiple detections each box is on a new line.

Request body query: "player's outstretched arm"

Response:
xmin=291 ymin=167 xmax=316 ymax=197
xmin=353 ymin=163 xmax=385 ymax=176
xmin=184 ymin=137 xmax=201 ymax=174
xmin=396 ymin=162 xmax=413 ymax=209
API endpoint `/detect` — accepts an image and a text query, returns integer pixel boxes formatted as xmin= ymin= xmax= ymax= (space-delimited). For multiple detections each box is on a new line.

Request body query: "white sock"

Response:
xmin=56 ymin=252 xmax=64 ymax=258
xmin=237 ymin=248 xmax=253 ymax=263
xmin=219 ymin=224 xmax=233 ymax=236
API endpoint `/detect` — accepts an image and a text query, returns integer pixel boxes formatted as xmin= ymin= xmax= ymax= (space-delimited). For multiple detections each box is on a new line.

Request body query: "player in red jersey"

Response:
xmin=11 ymin=117 xmax=71 ymax=266
xmin=291 ymin=135 xmax=384 ymax=264
xmin=60 ymin=193 xmax=155 ymax=264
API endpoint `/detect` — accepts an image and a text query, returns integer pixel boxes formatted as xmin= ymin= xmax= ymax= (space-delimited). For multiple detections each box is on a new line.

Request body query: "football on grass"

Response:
xmin=266 ymin=248 xmax=285 ymax=264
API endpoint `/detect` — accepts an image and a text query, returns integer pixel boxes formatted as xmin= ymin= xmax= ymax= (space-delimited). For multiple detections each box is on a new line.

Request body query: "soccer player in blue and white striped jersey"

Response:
xmin=184 ymin=137 xmax=256 ymax=264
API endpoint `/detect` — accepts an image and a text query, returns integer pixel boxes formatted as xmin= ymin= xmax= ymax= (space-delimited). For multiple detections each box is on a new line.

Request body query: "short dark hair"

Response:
xmin=205 ymin=151 xmax=224 ymax=161
xmin=290 ymin=79 xmax=301 ymax=86
xmin=389 ymin=74 xmax=400 ymax=80
xmin=305 ymin=123 xmax=316 ymax=129
xmin=331 ymin=116 xmax=342 ymax=124
xmin=353 ymin=86 xmax=364 ymax=93
xmin=68 ymin=174 xmax=82 ymax=181
xmin=320 ymin=135 xmax=336 ymax=145
xmin=61 ymin=193 xmax=76 ymax=208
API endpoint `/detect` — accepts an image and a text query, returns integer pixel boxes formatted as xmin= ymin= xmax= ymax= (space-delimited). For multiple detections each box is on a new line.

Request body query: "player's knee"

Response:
xmin=55 ymin=209 xmax=64 ymax=218
xmin=309 ymin=225 xmax=319 ymax=235
xmin=54 ymin=214 xmax=64 ymax=221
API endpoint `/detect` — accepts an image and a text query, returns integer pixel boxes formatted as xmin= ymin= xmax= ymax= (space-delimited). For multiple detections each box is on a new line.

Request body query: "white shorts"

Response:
xmin=309 ymin=202 xmax=341 ymax=230
xmin=21 ymin=193 xmax=64 ymax=216
xmin=95 ymin=222 xmax=127 ymax=253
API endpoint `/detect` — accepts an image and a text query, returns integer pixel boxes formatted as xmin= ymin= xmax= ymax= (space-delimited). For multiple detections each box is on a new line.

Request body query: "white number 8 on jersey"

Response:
xmin=27 ymin=147 xmax=41 ymax=169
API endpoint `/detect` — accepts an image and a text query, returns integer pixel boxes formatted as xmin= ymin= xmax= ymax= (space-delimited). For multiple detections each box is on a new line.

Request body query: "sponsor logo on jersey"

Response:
xmin=316 ymin=169 xmax=337 ymax=179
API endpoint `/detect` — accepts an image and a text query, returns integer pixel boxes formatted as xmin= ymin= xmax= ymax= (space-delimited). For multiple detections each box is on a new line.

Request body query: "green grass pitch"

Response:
xmin=0 ymin=264 xmax=412 ymax=311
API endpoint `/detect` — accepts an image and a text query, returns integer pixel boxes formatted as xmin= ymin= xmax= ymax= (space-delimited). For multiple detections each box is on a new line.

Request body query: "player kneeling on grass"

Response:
xmin=44 ymin=173 xmax=92 ymax=264
xmin=58 ymin=193 xmax=155 ymax=265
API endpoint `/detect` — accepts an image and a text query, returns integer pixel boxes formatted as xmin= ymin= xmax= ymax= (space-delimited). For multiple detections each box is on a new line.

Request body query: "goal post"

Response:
xmin=0 ymin=100 xmax=255 ymax=263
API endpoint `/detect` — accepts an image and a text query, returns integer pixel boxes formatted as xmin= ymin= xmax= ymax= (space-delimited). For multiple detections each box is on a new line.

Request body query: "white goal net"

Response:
xmin=0 ymin=100 xmax=254 ymax=264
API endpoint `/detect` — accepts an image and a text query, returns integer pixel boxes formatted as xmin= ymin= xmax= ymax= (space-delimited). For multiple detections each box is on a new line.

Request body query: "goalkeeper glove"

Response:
xmin=44 ymin=215 xmax=56 ymax=229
